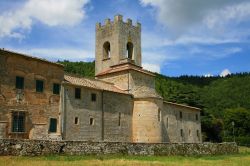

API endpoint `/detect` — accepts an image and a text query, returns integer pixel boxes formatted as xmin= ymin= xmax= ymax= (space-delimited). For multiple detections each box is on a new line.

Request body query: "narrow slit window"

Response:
xmin=196 ymin=114 xmax=199 ymax=121
xmin=180 ymin=129 xmax=184 ymax=137
xmin=90 ymin=118 xmax=94 ymax=126
xmin=166 ymin=117 xmax=168 ymax=128
xmin=118 ymin=112 xmax=121 ymax=126
xmin=197 ymin=130 xmax=200 ymax=137
xmin=180 ymin=111 xmax=183 ymax=119
xmin=158 ymin=109 xmax=161 ymax=122
xmin=74 ymin=117 xmax=79 ymax=125
xmin=16 ymin=76 xmax=24 ymax=89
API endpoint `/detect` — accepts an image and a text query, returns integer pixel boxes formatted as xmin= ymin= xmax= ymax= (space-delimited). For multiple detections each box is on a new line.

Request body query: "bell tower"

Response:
xmin=95 ymin=15 xmax=141 ymax=75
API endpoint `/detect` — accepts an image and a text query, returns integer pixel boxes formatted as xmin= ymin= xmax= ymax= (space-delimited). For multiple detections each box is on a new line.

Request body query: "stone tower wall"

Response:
xmin=95 ymin=15 xmax=141 ymax=75
xmin=132 ymin=98 xmax=163 ymax=143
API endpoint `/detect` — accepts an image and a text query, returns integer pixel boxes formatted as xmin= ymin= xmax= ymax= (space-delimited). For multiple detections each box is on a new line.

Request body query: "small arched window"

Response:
xmin=126 ymin=42 xmax=133 ymax=59
xmin=103 ymin=41 xmax=111 ymax=59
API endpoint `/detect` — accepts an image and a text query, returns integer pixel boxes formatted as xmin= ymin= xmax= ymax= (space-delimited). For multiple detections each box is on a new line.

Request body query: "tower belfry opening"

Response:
xmin=103 ymin=41 xmax=111 ymax=59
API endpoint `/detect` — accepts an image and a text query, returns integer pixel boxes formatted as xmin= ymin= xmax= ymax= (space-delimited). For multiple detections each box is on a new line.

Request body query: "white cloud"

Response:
xmin=142 ymin=63 xmax=160 ymax=73
xmin=140 ymin=0 xmax=250 ymax=34
xmin=204 ymin=2 xmax=250 ymax=29
xmin=0 ymin=0 xmax=89 ymax=38
xmin=220 ymin=69 xmax=231 ymax=77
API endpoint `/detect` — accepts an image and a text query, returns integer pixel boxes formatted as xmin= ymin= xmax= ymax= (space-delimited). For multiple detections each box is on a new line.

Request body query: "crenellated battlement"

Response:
xmin=95 ymin=14 xmax=142 ymax=75
xmin=96 ymin=14 xmax=141 ymax=30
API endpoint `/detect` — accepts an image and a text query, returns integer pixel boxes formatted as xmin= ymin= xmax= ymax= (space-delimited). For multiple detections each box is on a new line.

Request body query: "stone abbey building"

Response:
xmin=0 ymin=15 xmax=201 ymax=143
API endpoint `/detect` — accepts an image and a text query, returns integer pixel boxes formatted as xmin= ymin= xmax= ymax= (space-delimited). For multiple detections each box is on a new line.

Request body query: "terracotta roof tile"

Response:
xmin=64 ymin=74 xmax=129 ymax=94
xmin=0 ymin=49 xmax=64 ymax=67
xmin=96 ymin=62 xmax=155 ymax=77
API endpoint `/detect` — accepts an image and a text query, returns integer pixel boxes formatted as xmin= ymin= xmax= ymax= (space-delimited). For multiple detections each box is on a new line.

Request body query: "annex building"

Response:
xmin=0 ymin=15 xmax=201 ymax=143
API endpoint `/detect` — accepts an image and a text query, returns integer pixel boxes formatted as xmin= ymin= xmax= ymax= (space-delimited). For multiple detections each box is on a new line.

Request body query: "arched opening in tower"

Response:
xmin=127 ymin=42 xmax=133 ymax=59
xmin=103 ymin=41 xmax=111 ymax=59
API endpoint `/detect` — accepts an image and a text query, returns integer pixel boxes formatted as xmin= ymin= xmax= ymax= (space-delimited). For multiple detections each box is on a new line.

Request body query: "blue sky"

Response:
xmin=0 ymin=0 xmax=250 ymax=76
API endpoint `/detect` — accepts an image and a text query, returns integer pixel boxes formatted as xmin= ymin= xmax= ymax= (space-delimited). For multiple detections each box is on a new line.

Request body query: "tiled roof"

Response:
xmin=0 ymin=48 xmax=64 ymax=67
xmin=64 ymin=74 xmax=129 ymax=94
xmin=96 ymin=62 xmax=155 ymax=77
xmin=164 ymin=101 xmax=201 ymax=111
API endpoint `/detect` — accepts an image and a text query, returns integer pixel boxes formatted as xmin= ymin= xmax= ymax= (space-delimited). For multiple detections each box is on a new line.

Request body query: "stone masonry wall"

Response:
xmin=0 ymin=50 xmax=64 ymax=140
xmin=0 ymin=139 xmax=238 ymax=156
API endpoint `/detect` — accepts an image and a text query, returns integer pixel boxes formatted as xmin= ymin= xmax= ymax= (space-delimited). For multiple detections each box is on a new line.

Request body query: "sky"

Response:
xmin=0 ymin=0 xmax=250 ymax=77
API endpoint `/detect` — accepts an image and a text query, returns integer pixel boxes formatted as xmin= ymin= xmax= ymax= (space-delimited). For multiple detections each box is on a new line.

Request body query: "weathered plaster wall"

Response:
xmin=0 ymin=139 xmax=238 ymax=156
xmin=103 ymin=91 xmax=133 ymax=142
xmin=0 ymin=51 xmax=64 ymax=140
xmin=62 ymin=84 xmax=133 ymax=142
xmin=162 ymin=102 xmax=201 ymax=143
xmin=132 ymin=98 xmax=163 ymax=143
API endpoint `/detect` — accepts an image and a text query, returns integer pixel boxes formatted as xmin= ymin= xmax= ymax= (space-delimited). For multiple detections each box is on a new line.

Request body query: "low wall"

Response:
xmin=0 ymin=139 xmax=238 ymax=156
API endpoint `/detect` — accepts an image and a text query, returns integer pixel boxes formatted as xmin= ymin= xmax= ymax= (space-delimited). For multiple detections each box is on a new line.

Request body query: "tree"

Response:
xmin=224 ymin=108 xmax=250 ymax=137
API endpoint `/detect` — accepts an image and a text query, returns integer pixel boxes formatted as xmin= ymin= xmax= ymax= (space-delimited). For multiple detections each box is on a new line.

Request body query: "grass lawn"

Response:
xmin=0 ymin=146 xmax=250 ymax=166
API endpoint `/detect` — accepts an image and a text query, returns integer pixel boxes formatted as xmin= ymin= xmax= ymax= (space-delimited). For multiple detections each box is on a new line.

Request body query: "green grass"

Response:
xmin=1 ymin=146 xmax=250 ymax=166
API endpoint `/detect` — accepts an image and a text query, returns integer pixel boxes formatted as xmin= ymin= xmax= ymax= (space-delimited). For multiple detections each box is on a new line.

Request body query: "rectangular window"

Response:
xmin=36 ymin=80 xmax=44 ymax=92
xmin=75 ymin=88 xmax=81 ymax=99
xmin=196 ymin=114 xmax=199 ymax=121
xmin=74 ymin=117 xmax=79 ymax=125
xmin=91 ymin=93 xmax=96 ymax=102
xmin=53 ymin=83 xmax=60 ymax=95
xmin=118 ymin=112 xmax=121 ymax=126
xmin=16 ymin=76 xmax=24 ymax=89
xmin=49 ymin=118 xmax=57 ymax=133
xmin=89 ymin=118 xmax=94 ymax=125
xmin=180 ymin=129 xmax=184 ymax=137
xmin=12 ymin=112 xmax=25 ymax=132
xmin=180 ymin=111 xmax=183 ymax=119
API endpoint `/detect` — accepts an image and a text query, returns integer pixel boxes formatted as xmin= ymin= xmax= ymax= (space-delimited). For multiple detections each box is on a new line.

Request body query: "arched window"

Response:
xmin=103 ymin=41 xmax=111 ymax=59
xmin=126 ymin=42 xmax=133 ymax=59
